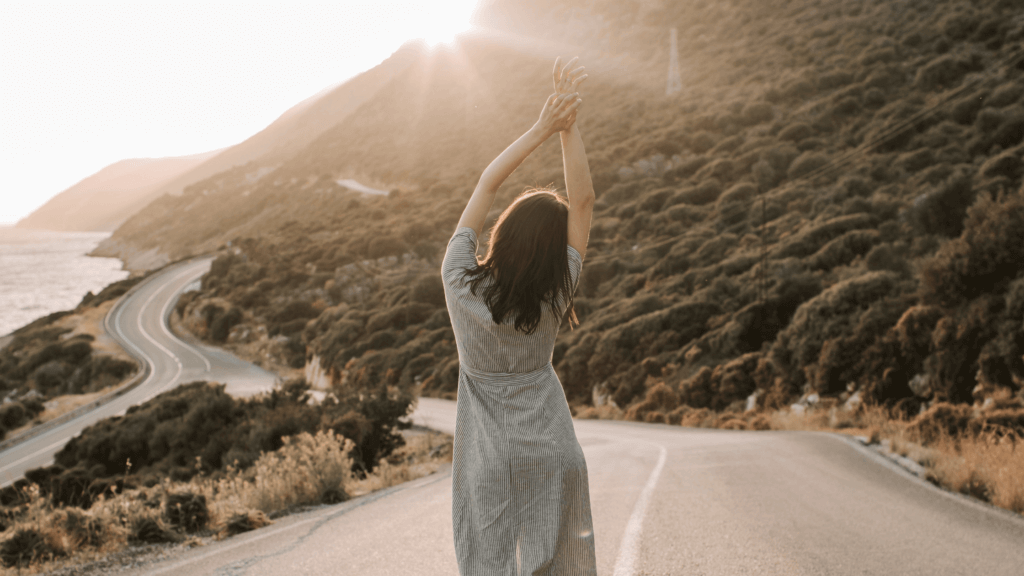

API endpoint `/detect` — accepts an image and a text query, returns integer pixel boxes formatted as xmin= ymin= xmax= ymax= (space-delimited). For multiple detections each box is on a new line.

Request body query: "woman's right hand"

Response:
xmin=536 ymin=92 xmax=582 ymax=136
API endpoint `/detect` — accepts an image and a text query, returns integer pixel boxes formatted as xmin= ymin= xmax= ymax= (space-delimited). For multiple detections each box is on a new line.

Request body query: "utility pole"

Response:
xmin=667 ymin=28 xmax=682 ymax=95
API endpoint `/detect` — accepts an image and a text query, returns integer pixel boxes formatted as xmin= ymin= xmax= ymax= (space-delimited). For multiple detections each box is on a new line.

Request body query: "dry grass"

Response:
xmin=574 ymin=404 xmax=625 ymax=420
xmin=209 ymin=430 xmax=355 ymax=515
xmin=349 ymin=429 xmax=452 ymax=496
xmin=0 ymin=428 xmax=453 ymax=572
xmin=921 ymin=431 xmax=1024 ymax=513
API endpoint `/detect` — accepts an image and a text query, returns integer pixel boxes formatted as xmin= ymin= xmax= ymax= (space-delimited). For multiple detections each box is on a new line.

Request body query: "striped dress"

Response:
xmin=442 ymin=226 xmax=597 ymax=576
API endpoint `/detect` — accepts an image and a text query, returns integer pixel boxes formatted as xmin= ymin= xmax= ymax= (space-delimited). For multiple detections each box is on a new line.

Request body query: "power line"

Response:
xmin=745 ymin=47 xmax=1024 ymax=304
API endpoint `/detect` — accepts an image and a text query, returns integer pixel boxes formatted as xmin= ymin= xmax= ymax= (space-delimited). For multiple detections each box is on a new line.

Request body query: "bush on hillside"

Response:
xmin=907 ymin=168 xmax=977 ymax=237
xmin=921 ymin=187 xmax=1024 ymax=307
xmin=165 ymin=492 xmax=209 ymax=533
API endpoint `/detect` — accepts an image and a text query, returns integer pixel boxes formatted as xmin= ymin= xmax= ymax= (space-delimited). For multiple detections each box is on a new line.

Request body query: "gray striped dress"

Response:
xmin=442 ymin=226 xmax=597 ymax=576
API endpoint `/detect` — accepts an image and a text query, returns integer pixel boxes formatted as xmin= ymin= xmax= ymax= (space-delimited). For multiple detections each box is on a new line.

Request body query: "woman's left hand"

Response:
xmin=553 ymin=56 xmax=588 ymax=95
xmin=536 ymin=92 xmax=583 ymax=135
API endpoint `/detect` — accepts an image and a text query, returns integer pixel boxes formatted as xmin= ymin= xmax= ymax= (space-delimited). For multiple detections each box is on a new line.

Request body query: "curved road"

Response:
xmin=2 ymin=259 xmax=1024 ymax=574
xmin=0 ymin=257 xmax=278 ymax=486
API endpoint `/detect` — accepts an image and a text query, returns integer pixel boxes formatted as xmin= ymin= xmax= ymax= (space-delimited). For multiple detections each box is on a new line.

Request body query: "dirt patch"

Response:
xmin=54 ymin=300 xmax=133 ymax=363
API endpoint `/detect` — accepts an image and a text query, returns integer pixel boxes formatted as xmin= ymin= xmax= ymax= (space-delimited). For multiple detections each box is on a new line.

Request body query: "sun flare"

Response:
xmin=416 ymin=0 xmax=476 ymax=46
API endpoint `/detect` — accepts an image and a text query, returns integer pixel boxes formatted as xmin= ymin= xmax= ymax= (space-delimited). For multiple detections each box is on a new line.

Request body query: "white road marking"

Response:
xmin=0 ymin=262 xmax=210 ymax=484
xmin=134 ymin=271 xmax=185 ymax=399
xmin=612 ymin=444 xmax=667 ymax=576
xmin=156 ymin=269 xmax=212 ymax=372
xmin=0 ymin=438 xmax=68 ymax=477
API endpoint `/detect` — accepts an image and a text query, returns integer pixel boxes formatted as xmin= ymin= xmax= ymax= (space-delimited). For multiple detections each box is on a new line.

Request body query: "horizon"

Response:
xmin=0 ymin=1 xmax=480 ymax=225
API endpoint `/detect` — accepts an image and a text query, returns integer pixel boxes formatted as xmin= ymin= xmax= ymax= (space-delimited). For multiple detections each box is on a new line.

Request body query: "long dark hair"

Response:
xmin=464 ymin=190 xmax=578 ymax=335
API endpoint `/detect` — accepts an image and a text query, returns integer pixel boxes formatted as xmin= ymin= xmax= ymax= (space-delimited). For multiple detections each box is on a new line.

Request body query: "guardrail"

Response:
xmin=0 ymin=257 xmax=207 ymax=454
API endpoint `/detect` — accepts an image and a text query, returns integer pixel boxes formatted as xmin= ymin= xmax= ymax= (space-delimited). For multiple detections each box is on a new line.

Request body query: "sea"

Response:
xmin=0 ymin=226 xmax=129 ymax=337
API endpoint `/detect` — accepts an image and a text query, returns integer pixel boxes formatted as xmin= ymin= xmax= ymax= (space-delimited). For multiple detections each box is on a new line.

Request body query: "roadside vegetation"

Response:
xmin=0 ymin=379 xmax=450 ymax=572
xmin=0 ymin=278 xmax=143 ymax=441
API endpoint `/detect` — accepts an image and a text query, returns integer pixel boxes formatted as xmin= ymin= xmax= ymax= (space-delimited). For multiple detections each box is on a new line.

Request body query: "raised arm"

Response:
xmin=456 ymin=92 xmax=582 ymax=236
xmin=554 ymin=57 xmax=595 ymax=260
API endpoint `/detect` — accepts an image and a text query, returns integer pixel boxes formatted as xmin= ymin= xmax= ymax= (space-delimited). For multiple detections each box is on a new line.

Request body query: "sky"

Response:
xmin=0 ymin=1 xmax=480 ymax=225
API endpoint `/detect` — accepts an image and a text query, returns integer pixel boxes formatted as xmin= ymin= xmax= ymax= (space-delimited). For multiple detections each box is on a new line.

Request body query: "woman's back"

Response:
xmin=442 ymin=226 xmax=582 ymax=375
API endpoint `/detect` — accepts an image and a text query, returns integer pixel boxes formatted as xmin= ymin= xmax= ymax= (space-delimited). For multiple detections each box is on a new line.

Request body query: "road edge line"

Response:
xmin=0 ymin=256 xmax=207 ymax=455
xmin=831 ymin=432 xmax=1024 ymax=528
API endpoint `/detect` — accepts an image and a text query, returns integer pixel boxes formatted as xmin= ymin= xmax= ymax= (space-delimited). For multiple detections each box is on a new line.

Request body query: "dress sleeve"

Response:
xmin=442 ymin=227 xmax=479 ymax=287
xmin=567 ymin=244 xmax=583 ymax=293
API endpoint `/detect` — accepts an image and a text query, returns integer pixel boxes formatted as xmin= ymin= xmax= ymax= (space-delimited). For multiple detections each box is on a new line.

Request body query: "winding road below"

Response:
xmin=1 ymin=258 xmax=1023 ymax=574
xmin=0 ymin=257 xmax=278 ymax=487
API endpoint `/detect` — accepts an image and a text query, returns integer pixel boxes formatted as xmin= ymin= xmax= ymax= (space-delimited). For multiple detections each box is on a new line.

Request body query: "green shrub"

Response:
xmin=210 ymin=307 xmax=243 ymax=342
xmin=908 ymin=168 xmax=976 ymax=237
xmin=921 ymin=188 xmax=1024 ymax=307
xmin=807 ymin=229 xmax=880 ymax=270
xmin=689 ymin=131 xmax=717 ymax=153
xmin=130 ymin=517 xmax=183 ymax=544
xmin=941 ymin=12 xmax=980 ymax=40
xmin=718 ymin=182 xmax=757 ymax=205
xmin=894 ymin=149 xmax=935 ymax=173
xmin=0 ymin=528 xmax=58 ymax=568
xmin=915 ymin=53 xmax=979 ymax=91
xmin=773 ymin=271 xmax=899 ymax=390
xmin=410 ymin=274 xmax=445 ymax=306
xmin=740 ymin=102 xmax=774 ymax=126
xmin=165 ymin=492 xmax=209 ymax=533
xmin=667 ymin=156 xmax=710 ymax=181
xmin=675 ymin=179 xmax=723 ymax=205
xmin=988 ymin=82 xmax=1024 ymax=108
xmin=778 ymin=122 xmax=813 ymax=142
xmin=697 ymin=159 xmax=735 ymax=182
xmin=979 ymin=148 xmax=1024 ymax=181
xmin=787 ymin=152 xmax=830 ymax=180
xmin=0 ymin=402 xmax=28 ymax=429
xmin=773 ymin=213 xmax=876 ymax=259
xmin=949 ymin=91 xmax=988 ymax=124
xmin=818 ymin=70 xmax=854 ymax=90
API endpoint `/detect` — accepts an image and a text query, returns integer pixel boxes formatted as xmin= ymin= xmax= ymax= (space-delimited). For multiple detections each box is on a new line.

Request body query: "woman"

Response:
xmin=442 ymin=57 xmax=596 ymax=575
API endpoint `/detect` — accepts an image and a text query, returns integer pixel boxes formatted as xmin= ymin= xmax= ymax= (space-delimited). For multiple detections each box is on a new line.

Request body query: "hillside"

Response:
xmin=81 ymin=42 xmax=423 ymax=256
xmin=142 ymin=40 xmax=426 ymax=200
xmin=99 ymin=0 xmax=1023 ymax=424
xmin=15 ymin=152 xmax=218 ymax=232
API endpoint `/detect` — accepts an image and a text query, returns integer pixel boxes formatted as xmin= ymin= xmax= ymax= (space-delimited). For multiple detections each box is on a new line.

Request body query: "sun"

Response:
xmin=417 ymin=0 xmax=476 ymax=46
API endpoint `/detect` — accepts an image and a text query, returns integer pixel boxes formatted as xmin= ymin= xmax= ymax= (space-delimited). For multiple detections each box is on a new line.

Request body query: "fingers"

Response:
xmin=560 ymin=56 xmax=579 ymax=82
xmin=553 ymin=57 xmax=562 ymax=84
xmin=555 ymin=92 xmax=579 ymax=112
xmin=570 ymin=73 xmax=588 ymax=91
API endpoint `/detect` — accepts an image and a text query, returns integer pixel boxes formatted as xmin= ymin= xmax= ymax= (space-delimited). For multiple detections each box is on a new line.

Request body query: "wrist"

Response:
xmin=528 ymin=122 xmax=555 ymax=141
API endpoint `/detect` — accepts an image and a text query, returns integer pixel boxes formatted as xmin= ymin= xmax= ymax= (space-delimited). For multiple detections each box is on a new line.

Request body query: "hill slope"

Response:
xmin=100 ymin=0 xmax=1024 ymax=421
xmin=146 ymin=40 xmax=427 ymax=200
xmin=15 ymin=152 xmax=218 ymax=232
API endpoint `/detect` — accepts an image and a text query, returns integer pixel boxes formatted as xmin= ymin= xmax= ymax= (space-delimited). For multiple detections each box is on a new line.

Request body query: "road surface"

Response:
xmin=3 ymin=258 xmax=1024 ymax=574
xmin=122 ymin=397 xmax=1024 ymax=575
xmin=0 ymin=257 xmax=278 ymax=487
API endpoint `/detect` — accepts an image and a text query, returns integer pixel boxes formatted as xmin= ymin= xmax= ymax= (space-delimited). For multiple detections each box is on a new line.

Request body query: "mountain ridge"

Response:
xmin=15 ymin=151 xmax=220 ymax=232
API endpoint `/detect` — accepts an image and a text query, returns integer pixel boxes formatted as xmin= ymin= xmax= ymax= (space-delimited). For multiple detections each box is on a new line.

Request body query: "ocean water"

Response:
xmin=0 ymin=226 xmax=129 ymax=337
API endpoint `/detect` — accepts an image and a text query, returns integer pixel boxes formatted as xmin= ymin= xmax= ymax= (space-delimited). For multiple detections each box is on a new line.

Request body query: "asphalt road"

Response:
xmin=4 ymin=259 xmax=1024 ymax=574
xmin=124 ymin=397 xmax=1024 ymax=576
xmin=0 ymin=257 xmax=278 ymax=487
